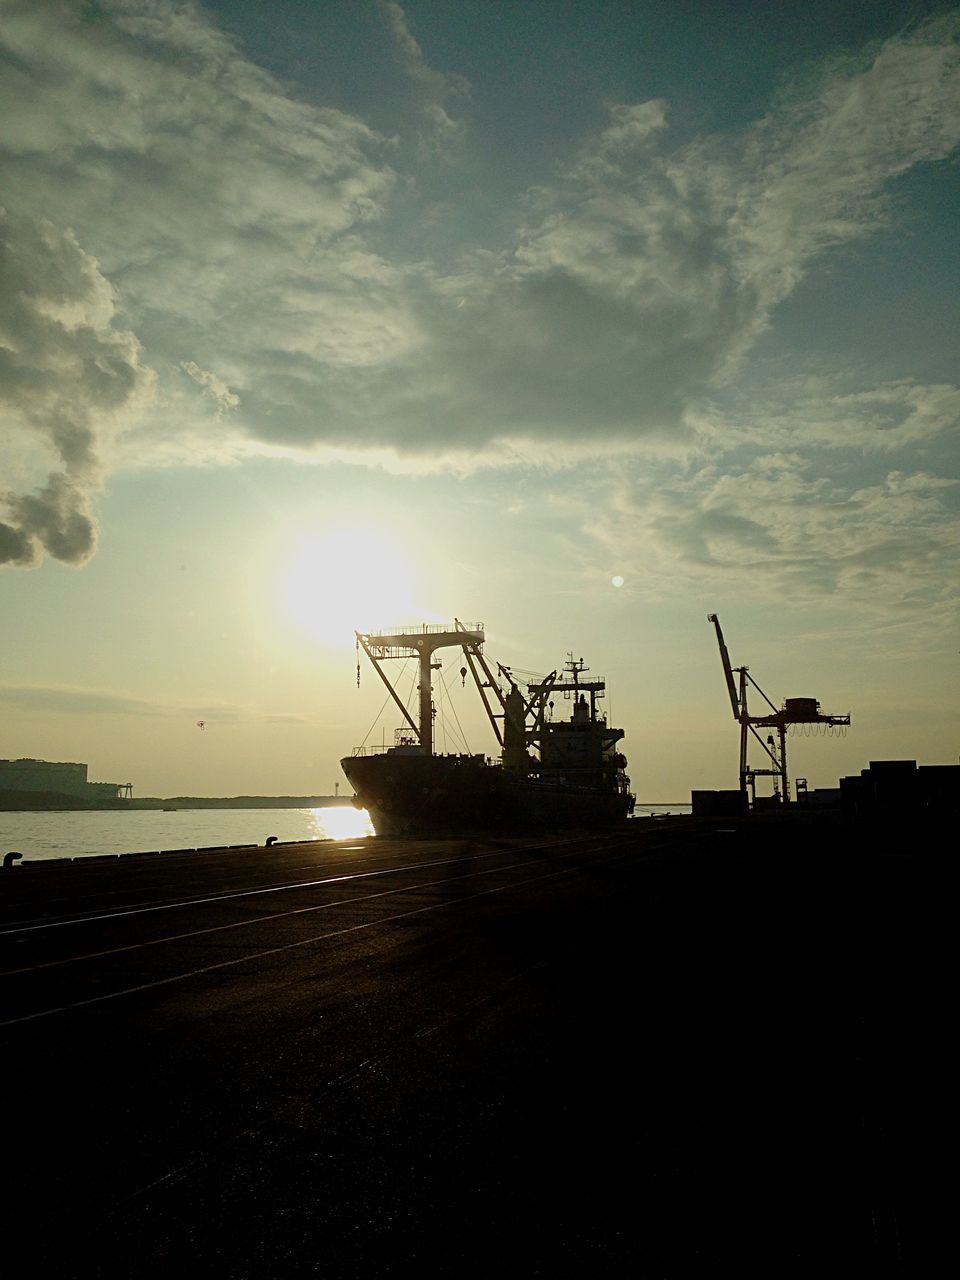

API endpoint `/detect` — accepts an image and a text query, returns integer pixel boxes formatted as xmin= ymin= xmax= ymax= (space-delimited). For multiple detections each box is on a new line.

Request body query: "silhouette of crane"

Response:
xmin=708 ymin=614 xmax=851 ymax=808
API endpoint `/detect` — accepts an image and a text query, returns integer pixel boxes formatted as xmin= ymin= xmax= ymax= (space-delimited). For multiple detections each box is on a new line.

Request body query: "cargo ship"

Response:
xmin=340 ymin=621 xmax=634 ymax=837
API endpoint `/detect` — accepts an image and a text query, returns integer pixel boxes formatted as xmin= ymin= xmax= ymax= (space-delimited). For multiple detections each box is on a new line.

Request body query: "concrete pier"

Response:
xmin=1 ymin=818 xmax=920 ymax=1276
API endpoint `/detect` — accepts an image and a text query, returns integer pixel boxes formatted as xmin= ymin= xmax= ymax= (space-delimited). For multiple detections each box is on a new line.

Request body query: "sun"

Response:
xmin=283 ymin=525 xmax=418 ymax=646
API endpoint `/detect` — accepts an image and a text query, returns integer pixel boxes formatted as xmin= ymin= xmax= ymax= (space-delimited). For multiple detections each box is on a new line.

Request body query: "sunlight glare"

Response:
xmin=310 ymin=806 xmax=374 ymax=840
xmin=284 ymin=526 xmax=418 ymax=646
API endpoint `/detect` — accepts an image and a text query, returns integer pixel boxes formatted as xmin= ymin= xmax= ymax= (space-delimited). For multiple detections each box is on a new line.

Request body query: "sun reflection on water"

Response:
xmin=307 ymin=805 xmax=374 ymax=841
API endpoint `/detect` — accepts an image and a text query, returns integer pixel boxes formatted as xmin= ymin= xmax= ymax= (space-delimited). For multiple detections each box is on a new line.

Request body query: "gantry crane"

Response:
xmin=708 ymin=614 xmax=851 ymax=807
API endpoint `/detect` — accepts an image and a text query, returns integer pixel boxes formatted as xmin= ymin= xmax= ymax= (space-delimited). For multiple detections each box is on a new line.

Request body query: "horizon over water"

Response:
xmin=1 ymin=803 xmax=691 ymax=862
xmin=0 ymin=806 xmax=375 ymax=863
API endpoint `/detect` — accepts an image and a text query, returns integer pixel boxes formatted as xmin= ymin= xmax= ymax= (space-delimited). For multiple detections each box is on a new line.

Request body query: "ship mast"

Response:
xmin=529 ymin=655 xmax=605 ymax=723
xmin=356 ymin=623 xmax=485 ymax=756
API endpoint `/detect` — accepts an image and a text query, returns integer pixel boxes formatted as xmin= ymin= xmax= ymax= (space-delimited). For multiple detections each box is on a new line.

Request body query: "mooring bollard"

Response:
xmin=3 ymin=851 xmax=23 ymax=869
xmin=265 ymin=835 xmax=278 ymax=847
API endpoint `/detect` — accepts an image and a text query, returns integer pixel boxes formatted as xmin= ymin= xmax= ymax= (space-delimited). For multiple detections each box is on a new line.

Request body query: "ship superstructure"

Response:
xmin=341 ymin=620 xmax=633 ymax=836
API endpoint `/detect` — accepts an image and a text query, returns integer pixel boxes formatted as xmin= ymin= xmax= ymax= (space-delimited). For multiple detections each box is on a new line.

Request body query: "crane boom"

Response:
xmin=708 ymin=613 xmax=740 ymax=720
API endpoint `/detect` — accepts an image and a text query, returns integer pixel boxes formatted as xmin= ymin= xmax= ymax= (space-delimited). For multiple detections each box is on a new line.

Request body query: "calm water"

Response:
xmin=0 ymin=803 xmax=689 ymax=863
xmin=634 ymin=803 xmax=693 ymax=818
xmin=0 ymin=806 xmax=374 ymax=863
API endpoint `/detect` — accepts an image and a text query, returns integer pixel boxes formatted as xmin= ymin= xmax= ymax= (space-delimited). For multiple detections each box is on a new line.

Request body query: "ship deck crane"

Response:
xmin=707 ymin=614 xmax=850 ymax=808
xmin=355 ymin=620 xmax=552 ymax=772
xmin=356 ymin=622 xmax=485 ymax=758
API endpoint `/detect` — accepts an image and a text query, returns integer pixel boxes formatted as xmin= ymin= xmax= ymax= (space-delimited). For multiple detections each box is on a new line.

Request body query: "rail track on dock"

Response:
xmin=0 ymin=829 xmax=681 ymax=1027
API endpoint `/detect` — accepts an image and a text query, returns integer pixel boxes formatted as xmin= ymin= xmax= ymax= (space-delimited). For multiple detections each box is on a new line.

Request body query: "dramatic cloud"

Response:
xmin=482 ymin=14 xmax=960 ymax=442
xmin=1 ymin=2 xmax=958 ymax=571
xmin=2 ymin=474 xmax=97 ymax=567
xmin=0 ymin=0 xmax=398 ymax=551
xmin=231 ymin=9 xmax=960 ymax=452
xmin=0 ymin=211 xmax=154 ymax=565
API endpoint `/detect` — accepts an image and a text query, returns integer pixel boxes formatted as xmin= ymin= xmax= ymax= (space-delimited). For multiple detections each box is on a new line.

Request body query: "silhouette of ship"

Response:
xmin=341 ymin=622 xmax=634 ymax=837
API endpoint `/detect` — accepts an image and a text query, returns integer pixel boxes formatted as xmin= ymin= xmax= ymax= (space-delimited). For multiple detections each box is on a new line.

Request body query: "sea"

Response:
xmin=0 ymin=806 xmax=375 ymax=863
xmin=1 ymin=802 xmax=691 ymax=863
xmin=634 ymin=803 xmax=693 ymax=819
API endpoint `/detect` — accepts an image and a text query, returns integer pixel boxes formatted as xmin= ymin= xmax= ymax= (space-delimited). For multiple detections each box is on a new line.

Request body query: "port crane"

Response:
xmin=708 ymin=614 xmax=850 ymax=808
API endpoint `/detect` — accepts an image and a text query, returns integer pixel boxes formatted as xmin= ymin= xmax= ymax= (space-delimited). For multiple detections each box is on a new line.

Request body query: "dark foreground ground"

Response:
xmin=0 ymin=817 xmax=922 ymax=1277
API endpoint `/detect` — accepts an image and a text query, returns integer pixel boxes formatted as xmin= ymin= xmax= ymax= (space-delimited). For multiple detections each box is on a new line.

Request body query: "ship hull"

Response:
xmin=341 ymin=752 xmax=633 ymax=838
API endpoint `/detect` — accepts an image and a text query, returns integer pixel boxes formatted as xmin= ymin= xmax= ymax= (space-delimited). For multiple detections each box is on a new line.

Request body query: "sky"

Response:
xmin=1 ymin=0 xmax=958 ymax=800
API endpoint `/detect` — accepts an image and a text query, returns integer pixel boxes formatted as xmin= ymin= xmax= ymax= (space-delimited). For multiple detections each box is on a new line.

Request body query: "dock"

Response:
xmin=1 ymin=817 xmax=920 ymax=1276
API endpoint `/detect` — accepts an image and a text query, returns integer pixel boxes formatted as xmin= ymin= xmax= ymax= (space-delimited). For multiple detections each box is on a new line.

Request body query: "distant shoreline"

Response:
xmin=0 ymin=792 xmax=354 ymax=812
xmin=129 ymin=795 xmax=355 ymax=810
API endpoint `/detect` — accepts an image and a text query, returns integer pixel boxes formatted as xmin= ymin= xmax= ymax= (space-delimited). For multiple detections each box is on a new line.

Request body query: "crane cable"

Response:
xmin=436 ymin=660 xmax=471 ymax=754
xmin=358 ymin=657 xmax=413 ymax=749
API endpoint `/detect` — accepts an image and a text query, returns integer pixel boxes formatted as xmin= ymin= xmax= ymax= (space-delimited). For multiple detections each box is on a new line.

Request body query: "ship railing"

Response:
xmin=350 ymin=745 xmax=498 ymax=765
xmin=361 ymin=622 xmax=484 ymax=638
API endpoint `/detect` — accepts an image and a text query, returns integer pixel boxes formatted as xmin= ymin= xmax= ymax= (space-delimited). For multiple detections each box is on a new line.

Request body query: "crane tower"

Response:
xmin=707 ymin=614 xmax=850 ymax=808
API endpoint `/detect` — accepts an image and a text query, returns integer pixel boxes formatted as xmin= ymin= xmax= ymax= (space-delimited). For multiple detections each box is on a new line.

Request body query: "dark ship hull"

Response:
xmin=341 ymin=750 xmax=633 ymax=838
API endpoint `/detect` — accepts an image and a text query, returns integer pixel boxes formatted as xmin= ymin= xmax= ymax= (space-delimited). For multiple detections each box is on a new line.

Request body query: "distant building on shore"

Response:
xmin=0 ymin=758 xmax=131 ymax=805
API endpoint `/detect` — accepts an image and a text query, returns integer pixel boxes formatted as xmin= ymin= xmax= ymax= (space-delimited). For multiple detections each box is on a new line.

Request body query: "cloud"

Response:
xmin=0 ymin=685 xmax=176 ymax=718
xmin=229 ymin=9 xmax=957 ymax=456
xmin=379 ymin=1 xmax=470 ymax=149
xmin=2 ymin=474 xmax=98 ymax=566
xmin=584 ymin=451 xmax=960 ymax=614
xmin=0 ymin=211 xmax=155 ymax=565
xmin=735 ymin=16 xmax=960 ymax=311
xmin=697 ymin=378 xmax=960 ymax=453
xmin=1 ymin=3 xmax=957 ymax=497
xmin=0 ymin=682 xmax=313 ymax=724
xmin=565 ymin=355 xmax=960 ymax=627
xmin=180 ymin=361 xmax=240 ymax=416
xmin=478 ymin=14 xmax=960 ymax=441
xmin=0 ymin=0 xmax=397 ymax=537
